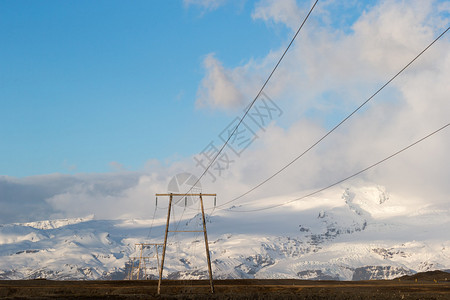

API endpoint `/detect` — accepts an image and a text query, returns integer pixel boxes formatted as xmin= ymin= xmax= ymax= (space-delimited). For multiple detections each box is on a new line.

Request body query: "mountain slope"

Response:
xmin=0 ymin=185 xmax=448 ymax=280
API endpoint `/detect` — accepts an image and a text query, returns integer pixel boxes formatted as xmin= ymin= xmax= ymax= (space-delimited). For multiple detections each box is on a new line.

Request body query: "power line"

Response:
xmin=145 ymin=204 xmax=158 ymax=240
xmin=224 ymin=122 xmax=450 ymax=213
xmin=213 ymin=25 xmax=450 ymax=210
xmin=181 ymin=0 xmax=319 ymax=198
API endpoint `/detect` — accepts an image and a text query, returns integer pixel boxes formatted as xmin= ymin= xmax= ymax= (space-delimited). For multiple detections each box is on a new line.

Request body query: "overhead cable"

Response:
xmin=182 ymin=0 xmax=319 ymax=197
xmin=224 ymin=122 xmax=450 ymax=213
xmin=213 ymin=26 xmax=450 ymax=210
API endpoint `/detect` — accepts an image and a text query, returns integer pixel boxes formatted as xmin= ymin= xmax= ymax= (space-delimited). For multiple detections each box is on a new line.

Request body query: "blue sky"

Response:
xmin=1 ymin=0 xmax=448 ymax=190
xmin=0 ymin=1 xmax=291 ymax=177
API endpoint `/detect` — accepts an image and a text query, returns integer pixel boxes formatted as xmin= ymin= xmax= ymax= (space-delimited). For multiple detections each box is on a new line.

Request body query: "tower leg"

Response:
xmin=200 ymin=194 xmax=214 ymax=293
xmin=158 ymin=193 xmax=173 ymax=294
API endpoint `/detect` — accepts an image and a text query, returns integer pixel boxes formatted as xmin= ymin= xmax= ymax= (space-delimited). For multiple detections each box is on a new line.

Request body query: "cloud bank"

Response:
xmin=193 ymin=0 xmax=450 ymax=205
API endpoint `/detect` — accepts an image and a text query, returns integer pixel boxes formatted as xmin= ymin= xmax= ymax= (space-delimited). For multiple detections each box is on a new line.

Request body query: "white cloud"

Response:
xmin=252 ymin=0 xmax=304 ymax=30
xmin=193 ymin=0 xmax=450 ymax=208
xmin=0 ymin=173 xmax=153 ymax=223
xmin=195 ymin=54 xmax=247 ymax=111
xmin=352 ymin=1 xmax=435 ymax=73
xmin=44 ymin=174 xmax=158 ymax=220
xmin=183 ymin=0 xmax=228 ymax=11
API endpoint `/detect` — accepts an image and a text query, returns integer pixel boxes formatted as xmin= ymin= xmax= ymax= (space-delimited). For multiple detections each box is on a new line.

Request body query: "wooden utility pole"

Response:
xmin=199 ymin=194 xmax=214 ymax=293
xmin=156 ymin=193 xmax=216 ymax=294
xmin=158 ymin=193 xmax=173 ymax=294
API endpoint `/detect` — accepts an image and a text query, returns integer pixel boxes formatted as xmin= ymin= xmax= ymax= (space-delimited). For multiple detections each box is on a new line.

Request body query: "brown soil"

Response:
xmin=0 ymin=273 xmax=449 ymax=300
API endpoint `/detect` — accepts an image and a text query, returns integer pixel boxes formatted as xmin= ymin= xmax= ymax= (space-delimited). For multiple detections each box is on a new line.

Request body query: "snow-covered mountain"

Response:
xmin=0 ymin=185 xmax=449 ymax=281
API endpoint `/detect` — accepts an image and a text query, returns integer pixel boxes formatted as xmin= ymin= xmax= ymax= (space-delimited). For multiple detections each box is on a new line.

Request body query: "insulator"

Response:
xmin=214 ymin=196 xmax=216 ymax=207
xmin=185 ymin=196 xmax=187 ymax=207
xmin=156 ymin=197 xmax=158 ymax=207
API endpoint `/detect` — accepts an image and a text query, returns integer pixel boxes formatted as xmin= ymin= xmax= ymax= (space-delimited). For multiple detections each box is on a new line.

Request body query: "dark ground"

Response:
xmin=0 ymin=271 xmax=449 ymax=299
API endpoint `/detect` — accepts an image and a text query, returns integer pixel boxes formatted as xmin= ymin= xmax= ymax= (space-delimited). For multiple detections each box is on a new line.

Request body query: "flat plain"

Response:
xmin=0 ymin=271 xmax=449 ymax=299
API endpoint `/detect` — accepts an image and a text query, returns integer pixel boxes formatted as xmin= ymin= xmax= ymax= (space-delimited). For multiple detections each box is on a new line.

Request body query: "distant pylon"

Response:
xmin=128 ymin=243 xmax=162 ymax=280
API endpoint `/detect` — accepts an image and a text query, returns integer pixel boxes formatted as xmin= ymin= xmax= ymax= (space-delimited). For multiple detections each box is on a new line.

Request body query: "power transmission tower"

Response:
xmin=128 ymin=243 xmax=162 ymax=280
xmin=127 ymin=257 xmax=137 ymax=280
xmin=155 ymin=193 xmax=215 ymax=294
